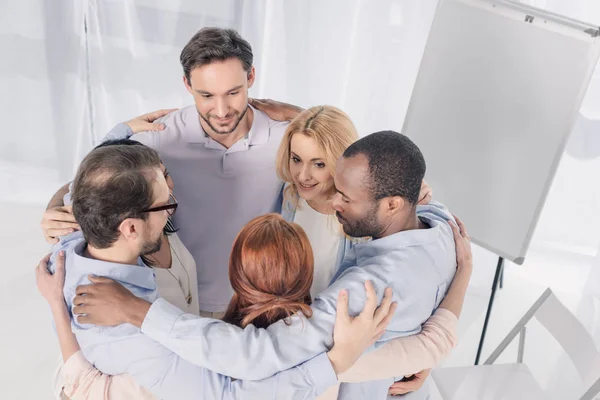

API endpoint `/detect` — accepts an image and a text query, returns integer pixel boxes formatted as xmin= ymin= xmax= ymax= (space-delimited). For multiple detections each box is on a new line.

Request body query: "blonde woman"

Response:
xmin=275 ymin=105 xmax=431 ymax=298
xmin=276 ymin=106 xmax=358 ymax=297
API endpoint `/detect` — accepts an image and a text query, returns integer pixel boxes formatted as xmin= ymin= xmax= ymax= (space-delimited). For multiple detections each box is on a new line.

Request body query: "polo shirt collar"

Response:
xmin=181 ymin=104 xmax=271 ymax=146
xmin=246 ymin=105 xmax=270 ymax=146
xmin=181 ymin=106 xmax=206 ymax=144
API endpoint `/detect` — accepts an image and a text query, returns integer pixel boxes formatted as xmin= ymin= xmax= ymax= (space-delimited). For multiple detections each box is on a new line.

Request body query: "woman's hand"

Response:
xmin=35 ymin=251 xmax=66 ymax=307
xmin=418 ymin=180 xmax=432 ymax=205
xmin=327 ymin=281 xmax=397 ymax=375
xmin=450 ymin=215 xmax=472 ymax=273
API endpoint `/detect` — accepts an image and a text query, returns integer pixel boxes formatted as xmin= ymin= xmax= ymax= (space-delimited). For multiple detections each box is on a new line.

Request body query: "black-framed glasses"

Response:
xmin=144 ymin=193 xmax=178 ymax=216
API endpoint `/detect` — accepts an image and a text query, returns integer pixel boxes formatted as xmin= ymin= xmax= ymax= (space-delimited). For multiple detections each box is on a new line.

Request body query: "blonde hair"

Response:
xmin=275 ymin=105 xmax=359 ymax=209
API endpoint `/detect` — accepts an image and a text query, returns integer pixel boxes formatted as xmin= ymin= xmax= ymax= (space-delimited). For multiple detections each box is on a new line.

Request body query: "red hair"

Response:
xmin=222 ymin=213 xmax=314 ymax=328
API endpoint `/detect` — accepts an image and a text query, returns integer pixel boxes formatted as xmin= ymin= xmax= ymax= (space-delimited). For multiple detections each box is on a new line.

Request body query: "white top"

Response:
xmin=293 ymin=199 xmax=341 ymax=298
xmin=153 ymin=233 xmax=200 ymax=315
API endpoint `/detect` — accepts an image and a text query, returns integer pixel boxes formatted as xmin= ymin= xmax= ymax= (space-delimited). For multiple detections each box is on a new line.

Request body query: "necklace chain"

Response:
xmin=149 ymin=237 xmax=193 ymax=305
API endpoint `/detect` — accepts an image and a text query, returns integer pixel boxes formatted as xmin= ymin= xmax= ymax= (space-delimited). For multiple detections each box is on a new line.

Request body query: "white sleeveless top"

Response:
xmin=153 ymin=232 xmax=200 ymax=315
xmin=293 ymin=199 xmax=341 ymax=298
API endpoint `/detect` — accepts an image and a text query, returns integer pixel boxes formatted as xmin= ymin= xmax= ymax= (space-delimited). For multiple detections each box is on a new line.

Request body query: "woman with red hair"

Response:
xmin=223 ymin=213 xmax=315 ymax=329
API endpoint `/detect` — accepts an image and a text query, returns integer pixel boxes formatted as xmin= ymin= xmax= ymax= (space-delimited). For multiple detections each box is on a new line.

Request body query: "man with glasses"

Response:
xmin=54 ymin=144 xmax=178 ymax=328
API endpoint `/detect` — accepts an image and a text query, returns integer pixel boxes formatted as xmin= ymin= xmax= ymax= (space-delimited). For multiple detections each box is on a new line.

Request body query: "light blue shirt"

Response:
xmin=47 ymin=232 xmax=337 ymax=399
xmin=140 ymin=201 xmax=457 ymax=399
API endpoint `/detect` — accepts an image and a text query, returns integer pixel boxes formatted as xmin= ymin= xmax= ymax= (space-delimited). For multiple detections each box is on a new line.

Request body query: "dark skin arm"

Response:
xmin=46 ymin=183 xmax=70 ymax=210
xmin=73 ymin=275 xmax=151 ymax=328
xmin=248 ymin=98 xmax=304 ymax=121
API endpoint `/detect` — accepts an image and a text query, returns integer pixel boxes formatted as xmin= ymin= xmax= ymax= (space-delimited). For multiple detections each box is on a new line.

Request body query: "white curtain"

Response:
xmin=9 ymin=0 xmax=598 ymax=291
xmin=86 ymin=0 xmax=441 ymax=143
xmin=0 ymin=0 xmax=89 ymax=203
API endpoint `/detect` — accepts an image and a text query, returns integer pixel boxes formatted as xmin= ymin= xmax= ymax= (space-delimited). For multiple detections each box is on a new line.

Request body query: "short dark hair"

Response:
xmin=343 ymin=131 xmax=426 ymax=204
xmin=180 ymin=27 xmax=253 ymax=83
xmin=71 ymin=145 xmax=162 ymax=249
xmin=94 ymin=138 xmax=145 ymax=149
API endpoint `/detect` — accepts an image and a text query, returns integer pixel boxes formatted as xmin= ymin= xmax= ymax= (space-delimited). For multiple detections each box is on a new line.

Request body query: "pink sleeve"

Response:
xmin=61 ymin=351 xmax=157 ymax=400
xmin=338 ymin=308 xmax=458 ymax=383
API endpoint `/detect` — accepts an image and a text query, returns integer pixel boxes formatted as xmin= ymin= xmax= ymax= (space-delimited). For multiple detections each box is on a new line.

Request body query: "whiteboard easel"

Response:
xmin=403 ymin=0 xmax=600 ymax=364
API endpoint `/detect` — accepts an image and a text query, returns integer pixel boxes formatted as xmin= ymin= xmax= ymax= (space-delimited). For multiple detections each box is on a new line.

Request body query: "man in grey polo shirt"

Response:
xmin=41 ymin=27 xmax=301 ymax=317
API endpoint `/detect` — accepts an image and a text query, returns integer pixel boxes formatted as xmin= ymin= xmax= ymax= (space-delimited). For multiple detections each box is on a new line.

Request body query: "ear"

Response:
xmin=386 ymin=196 xmax=406 ymax=215
xmin=247 ymin=66 xmax=256 ymax=89
xmin=118 ymin=218 xmax=140 ymax=242
xmin=183 ymin=75 xmax=193 ymax=95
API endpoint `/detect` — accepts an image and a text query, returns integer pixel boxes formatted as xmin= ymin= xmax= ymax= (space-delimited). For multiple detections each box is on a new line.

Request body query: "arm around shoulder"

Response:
xmin=338 ymin=308 xmax=458 ymax=383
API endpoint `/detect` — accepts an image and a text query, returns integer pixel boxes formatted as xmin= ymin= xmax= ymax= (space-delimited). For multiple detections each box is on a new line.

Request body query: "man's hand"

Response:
xmin=389 ymin=369 xmax=431 ymax=396
xmin=418 ymin=180 xmax=432 ymax=205
xmin=41 ymin=206 xmax=79 ymax=244
xmin=125 ymin=109 xmax=178 ymax=134
xmin=327 ymin=281 xmax=397 ymax=375
xmin=248 ymin=98 xmax=303 ymax=121
xmin=73 ymin=276 xmax=151 ymax=327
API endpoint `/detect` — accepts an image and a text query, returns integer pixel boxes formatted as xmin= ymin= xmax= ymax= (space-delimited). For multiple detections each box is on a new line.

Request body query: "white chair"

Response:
xmin=432 ymin=288 xmax=600 ymax=400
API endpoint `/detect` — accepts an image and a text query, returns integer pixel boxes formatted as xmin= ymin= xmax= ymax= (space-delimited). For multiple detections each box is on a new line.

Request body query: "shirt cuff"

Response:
xmin=105 ymin=123 xmax=134 ymax=140
xmin=140 ymin=298 xmax=185 ymax=343
xmin=124 ymin=123 xmax=134 ymax=137
xmin=303 ymin=352 xmax=338 ymax=396
xmin=115 ymin=122 xmax=134 ymax=138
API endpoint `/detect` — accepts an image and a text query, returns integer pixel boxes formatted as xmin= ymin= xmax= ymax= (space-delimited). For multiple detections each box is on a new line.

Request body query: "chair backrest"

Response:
xmin=580 ymin=376 xmax=600 ymax=400
xmin=484 ymin=288 xmax=600 ymax=400
xmin=535 ymin=291 xmax=600 ymax=388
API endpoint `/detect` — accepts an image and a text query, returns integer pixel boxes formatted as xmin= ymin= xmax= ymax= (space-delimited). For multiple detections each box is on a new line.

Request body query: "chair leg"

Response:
xmin=517 ymin=327 xmax=526 ymax=363
xmin=579 ymin=375 xmax=600 ymax=400
xmin=484 ymin=289 xmax=552 ymax=365
xmin=499 ymin=262 xmax=504 ymax=289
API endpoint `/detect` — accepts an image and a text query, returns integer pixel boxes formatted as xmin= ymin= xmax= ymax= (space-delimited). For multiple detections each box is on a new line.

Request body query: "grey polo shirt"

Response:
xmin=133 ymin=105 xmax=288 ymax=311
